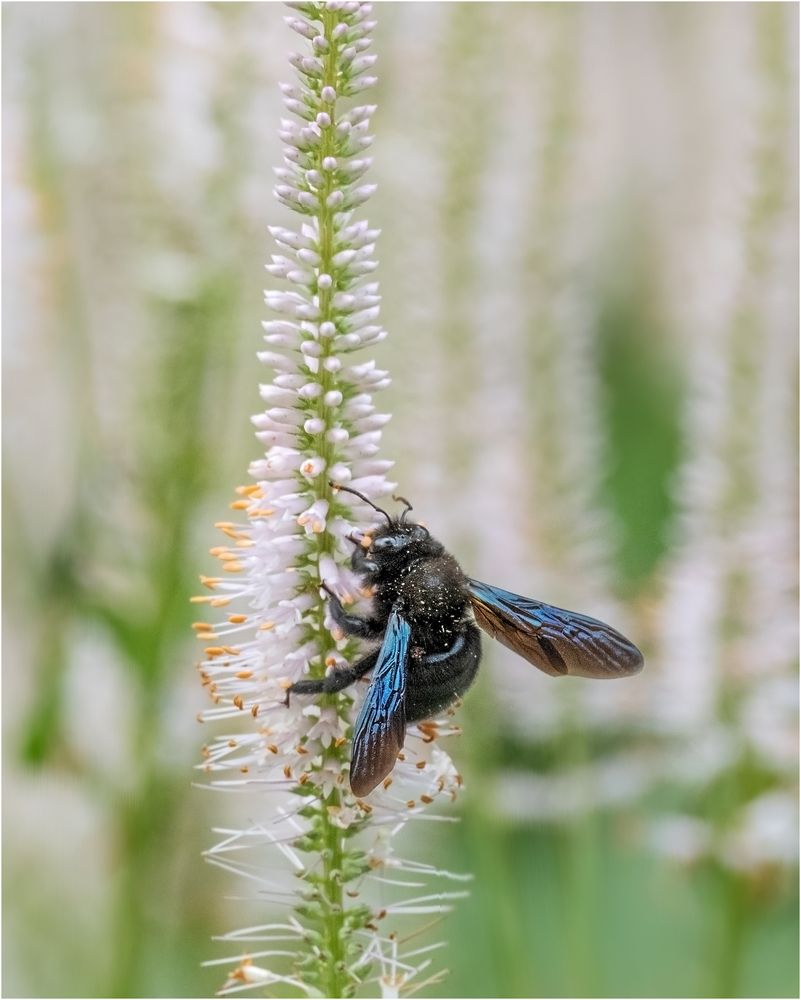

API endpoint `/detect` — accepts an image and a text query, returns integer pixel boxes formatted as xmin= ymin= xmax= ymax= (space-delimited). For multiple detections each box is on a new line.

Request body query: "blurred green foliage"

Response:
xmin=440 ymin=819 xmax=798 ymax=999
xmin=597 ymin=234 xmax=686 ymax=592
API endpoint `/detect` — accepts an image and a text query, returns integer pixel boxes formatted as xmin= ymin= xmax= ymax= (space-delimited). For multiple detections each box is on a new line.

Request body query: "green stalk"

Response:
xmin=310 ymin=11 xmax=349 ymax=996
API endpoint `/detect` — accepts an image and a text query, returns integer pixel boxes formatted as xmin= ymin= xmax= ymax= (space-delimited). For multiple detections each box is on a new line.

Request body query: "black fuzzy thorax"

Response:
xmin=371 ymin=552 xmax=471 ymax=654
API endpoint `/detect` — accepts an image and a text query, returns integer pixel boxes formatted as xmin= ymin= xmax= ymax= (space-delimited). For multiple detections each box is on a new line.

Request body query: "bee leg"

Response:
xmin=323 ymin=584 xmax=383 ymax=640
xmin=287 ymin=649 xmax=379 ymax=700
xmin=350 ymin=545 xmax=378 ymax=575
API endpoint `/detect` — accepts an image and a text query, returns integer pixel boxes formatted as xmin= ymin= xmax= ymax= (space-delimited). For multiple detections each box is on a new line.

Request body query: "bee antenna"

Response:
xmin=329 ymin=481 xmax=392 ymax=525
xmin=393 ymin=494 xmax=414 ymax=523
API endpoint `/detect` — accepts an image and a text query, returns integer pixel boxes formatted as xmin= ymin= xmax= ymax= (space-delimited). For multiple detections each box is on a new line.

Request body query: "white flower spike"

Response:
xmin=195 ymin=4 xmax=465 ymax=995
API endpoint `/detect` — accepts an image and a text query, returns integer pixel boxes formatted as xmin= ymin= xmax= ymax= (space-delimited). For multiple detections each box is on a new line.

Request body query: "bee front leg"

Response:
xmin=323 ymin=582 xmax=383 ymax=640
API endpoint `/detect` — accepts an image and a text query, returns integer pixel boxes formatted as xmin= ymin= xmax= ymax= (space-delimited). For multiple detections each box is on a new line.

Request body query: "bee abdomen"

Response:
xmin=404 ymin=623 xmax=481 ymax=722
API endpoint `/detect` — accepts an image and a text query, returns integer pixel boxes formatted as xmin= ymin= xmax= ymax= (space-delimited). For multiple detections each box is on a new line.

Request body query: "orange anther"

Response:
xmin=417 ymin=722 xmax=438 ymax=743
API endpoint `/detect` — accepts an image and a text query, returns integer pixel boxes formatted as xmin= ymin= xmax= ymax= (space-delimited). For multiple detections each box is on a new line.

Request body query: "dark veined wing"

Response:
xmin=468 ymin=579 xmax=644 ymax=679
xmin=350 ymin=607 xmax=410 ymax=797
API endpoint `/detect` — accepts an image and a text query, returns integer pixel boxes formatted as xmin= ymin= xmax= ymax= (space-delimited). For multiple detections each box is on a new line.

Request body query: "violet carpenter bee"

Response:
xmin=288 ymin=483 xmax=644 ymax=797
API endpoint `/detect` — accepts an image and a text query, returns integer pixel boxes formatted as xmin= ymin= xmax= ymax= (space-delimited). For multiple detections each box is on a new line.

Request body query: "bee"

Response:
xmin=289 ymin=484 xmax=644 ymax=797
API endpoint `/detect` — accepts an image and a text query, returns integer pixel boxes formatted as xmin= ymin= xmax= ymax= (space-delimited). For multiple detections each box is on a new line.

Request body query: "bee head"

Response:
xmin=330 ymin=482 xmax=443 ymax=575
xmin=372 ymin=515 xmax=438 ymax=548
xmin=360 ymin=518 xmax=443 ymax=574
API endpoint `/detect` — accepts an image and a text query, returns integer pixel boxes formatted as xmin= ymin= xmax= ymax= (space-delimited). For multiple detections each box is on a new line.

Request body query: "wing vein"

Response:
xmin=349 ymin=606 xmax=410 ymax=796
xmin=468 ymin=578 xmax=643 ymax=679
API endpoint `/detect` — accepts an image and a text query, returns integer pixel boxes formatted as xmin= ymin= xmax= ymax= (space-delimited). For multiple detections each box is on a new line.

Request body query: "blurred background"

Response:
xmin=3 ymin=3 xmax=798 ymax=997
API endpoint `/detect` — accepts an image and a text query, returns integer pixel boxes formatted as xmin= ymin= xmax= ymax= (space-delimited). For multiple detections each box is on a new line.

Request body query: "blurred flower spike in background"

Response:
xmin=195 ymin=3 xmax=466 ymax=996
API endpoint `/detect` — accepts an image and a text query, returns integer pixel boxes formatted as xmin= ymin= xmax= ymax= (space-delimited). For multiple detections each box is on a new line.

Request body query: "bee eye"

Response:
xmin=373 ymin=535 xmax=404 ymax=552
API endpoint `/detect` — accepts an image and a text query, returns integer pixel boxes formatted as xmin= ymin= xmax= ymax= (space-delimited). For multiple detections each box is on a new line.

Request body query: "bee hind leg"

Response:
xmin=287 ymin=649 xmax=379 ymax=703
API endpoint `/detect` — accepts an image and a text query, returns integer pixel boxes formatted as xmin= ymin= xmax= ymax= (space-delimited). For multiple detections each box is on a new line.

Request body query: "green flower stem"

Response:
xmin=311 ymin=10 xmax=349 ymax=997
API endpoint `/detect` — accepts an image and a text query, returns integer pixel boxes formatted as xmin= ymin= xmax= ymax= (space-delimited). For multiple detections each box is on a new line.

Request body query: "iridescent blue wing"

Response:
xmin=468 ymin=579 xmax=643 ymax=679
xmin=350 ymin=607 xmax=410 ymax=797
